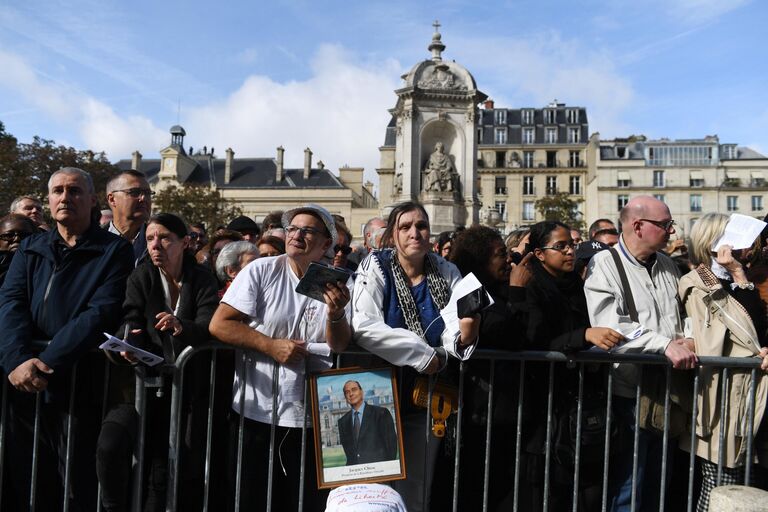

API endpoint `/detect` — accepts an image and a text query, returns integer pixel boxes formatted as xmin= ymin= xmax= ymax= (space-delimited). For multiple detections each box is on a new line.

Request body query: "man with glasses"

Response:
xmin=333 ymin=216 xmax=356 ymax=271
xmin=588 ymin=218 xmax=619 ymax=247
xmin=209 ymin=203 xmax=352 ymax=511
xmin=0 ymin=167 xmax=133 ymax=510
xmin=584 ymin=195 xmax=696 ymax=511
xmin=106 ymin=169 xmax=153 ymax=266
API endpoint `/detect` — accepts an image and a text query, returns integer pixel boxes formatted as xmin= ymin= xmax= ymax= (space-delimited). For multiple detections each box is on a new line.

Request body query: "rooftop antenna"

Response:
xmin=176 ymin=98 xmax=181 ymax=124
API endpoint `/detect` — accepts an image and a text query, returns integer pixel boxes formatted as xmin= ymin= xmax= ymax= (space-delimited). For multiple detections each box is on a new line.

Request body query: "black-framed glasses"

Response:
xmin=334 ymin=244 xmax=352 ymax=255
xmin=540 ymin=241 xmax=576 ymax=253
xmin=0 ymin=231 xmax=33 ymax=242
xmin=639 ymin=218 xmax=675 ymax=231
xmin=113 ymin=188 xmax=155 ymax=199
xmin=286 ymin=225 xmax=327 ymax=239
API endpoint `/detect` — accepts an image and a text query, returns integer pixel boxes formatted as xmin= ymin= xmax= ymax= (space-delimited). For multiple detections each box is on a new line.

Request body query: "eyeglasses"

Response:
xmin=286 ymin=225 xmax=327 ymax=239
xmin=540 ymin=241 xmax=576 ymax=253
xmin=334 ymin=244 xmax=352 ymax=255
xmin=113 ymin=188 xmax=155 ymax=199
xmin=639 ymin=218 xmax=675 ymax=231
xmin=0 ymin=231 xmax=33 ymax=242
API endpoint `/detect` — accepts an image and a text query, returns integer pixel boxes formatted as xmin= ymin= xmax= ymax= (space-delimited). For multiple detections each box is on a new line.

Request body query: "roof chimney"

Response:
xmin=484 ymin=99 xmax=495 ymax=110
xmin=224 ymin=147 xmax=234 ymax=184
xmin=303 ymin=147 xmax=312 ymax=179
xmin=131 ymin=150 xmax=142 ymax=171
xmin=276 ymin=146 xmax=284 ymax=182
xmin=317 ymin=160 xmax=325 ymax=170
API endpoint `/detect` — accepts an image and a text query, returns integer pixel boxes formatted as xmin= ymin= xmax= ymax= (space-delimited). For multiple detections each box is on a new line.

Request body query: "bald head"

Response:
xmin=620 ymin=196 xmax=669 ymax=227
xmin=620 ymin=196 xmax=674 ymax=260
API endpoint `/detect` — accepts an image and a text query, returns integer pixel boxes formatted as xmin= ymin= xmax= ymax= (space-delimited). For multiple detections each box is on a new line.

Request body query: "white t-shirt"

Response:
xmin=222 ymin=254 xmax=347 ymax=427
xmin=325 ymin=484 xmax=406 ymax=512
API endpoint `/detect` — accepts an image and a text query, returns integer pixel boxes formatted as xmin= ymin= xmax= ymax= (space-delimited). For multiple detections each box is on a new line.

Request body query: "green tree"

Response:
xmin=153 ymin=184 xmax=243 ymax=231
xmin=0 ymin=122 xmax=120 ymax=210
xmin=535 ymin=192 xmax=585 ymax=230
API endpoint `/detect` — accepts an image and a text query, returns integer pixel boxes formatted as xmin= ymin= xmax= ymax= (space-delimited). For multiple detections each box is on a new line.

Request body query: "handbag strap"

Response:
xmin=609 ymin=247 xmax=639 ymax=323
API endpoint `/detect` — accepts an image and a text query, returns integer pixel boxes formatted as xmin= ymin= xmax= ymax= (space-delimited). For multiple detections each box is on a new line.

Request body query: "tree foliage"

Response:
xmin=152 ymin=184 xmax=243 ymax=231
xmin=535 ymin=192 xmax=585 ymax=231
xmin=0 ymin=121 xmax=120 ymax=211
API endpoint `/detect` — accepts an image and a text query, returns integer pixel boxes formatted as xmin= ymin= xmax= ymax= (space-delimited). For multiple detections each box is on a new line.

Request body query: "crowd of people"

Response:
xmin=2 ymin=166 xmax=768 ymax=511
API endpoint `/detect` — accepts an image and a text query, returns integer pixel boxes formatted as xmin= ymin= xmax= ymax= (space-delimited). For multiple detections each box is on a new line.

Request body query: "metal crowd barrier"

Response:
xmin=1 ymin=344 xmax=766 ymax=512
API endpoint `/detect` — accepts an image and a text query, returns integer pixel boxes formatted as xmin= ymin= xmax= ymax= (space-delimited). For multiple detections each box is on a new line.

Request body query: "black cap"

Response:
xmin=575 ymin=240 xmax=608 ymax=262
xmin=227 ymin=215 xmax=260 ymax=234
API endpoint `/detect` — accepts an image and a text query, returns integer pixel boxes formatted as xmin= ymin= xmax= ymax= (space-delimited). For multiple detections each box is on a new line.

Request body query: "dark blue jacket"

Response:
xmin=0 ymin=223 xmax=133 ymax=376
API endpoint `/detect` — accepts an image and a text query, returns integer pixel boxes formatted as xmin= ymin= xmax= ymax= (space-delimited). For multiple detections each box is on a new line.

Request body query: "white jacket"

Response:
xmin=351 ymin=251 xmax=475 ymax=373
xmin=584 ymin=236 xmax=684 ymax=398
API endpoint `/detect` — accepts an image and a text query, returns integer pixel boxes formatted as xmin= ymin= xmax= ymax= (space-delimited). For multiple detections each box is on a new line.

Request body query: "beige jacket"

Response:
xmin=678 ymin=266 xmax=768 ymax=468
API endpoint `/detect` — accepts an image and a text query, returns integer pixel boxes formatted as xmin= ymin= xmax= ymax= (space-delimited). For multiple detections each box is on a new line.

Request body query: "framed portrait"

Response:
xmin=309 ymin=366 xmax=406 ymax=489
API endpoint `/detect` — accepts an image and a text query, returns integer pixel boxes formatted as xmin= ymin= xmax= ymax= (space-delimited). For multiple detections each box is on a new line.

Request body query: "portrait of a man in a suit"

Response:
xmin=337 ymin=380 xmax=398 ymax=466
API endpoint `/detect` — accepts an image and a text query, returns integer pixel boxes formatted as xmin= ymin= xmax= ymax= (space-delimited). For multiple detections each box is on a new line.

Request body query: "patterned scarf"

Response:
xmin=390 ymin=251 xmax=451 ymax=339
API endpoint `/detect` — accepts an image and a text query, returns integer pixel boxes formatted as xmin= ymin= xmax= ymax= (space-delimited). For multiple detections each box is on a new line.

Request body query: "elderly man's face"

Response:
xmin=13 ymin=199 xmax=44 ymax=225
xmin=107 ymin=175 xmax=152 ymax=225
xmin=48 ymin=173 xmax=96 ymax=227
xmin=285 ymin=213 xmax=331 ymax=261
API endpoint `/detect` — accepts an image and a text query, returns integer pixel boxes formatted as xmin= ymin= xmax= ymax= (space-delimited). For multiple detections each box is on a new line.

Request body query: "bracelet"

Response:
xmin=328 ymin=311 xmax=346 ymax=324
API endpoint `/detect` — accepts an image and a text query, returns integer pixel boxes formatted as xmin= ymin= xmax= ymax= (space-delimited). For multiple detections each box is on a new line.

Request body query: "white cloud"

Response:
xmin=182 ymin=44 xmax=401 ymax=183
xmin=457 ymin=32 xmax=635 ymax=137
xmin=78 ymin=99 xmax=168 ymax=158
xmin=0 ymin=49 xmax=74 ymax=119
xmin=663 ymin=0 xmax=751 ymax=25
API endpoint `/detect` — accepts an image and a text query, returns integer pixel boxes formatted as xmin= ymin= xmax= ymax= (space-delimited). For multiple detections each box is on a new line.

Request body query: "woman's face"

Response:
xmin=394 ymin=209 xmax=431 ymax=260
xmin=534 ymin=226 xmax=575 ymax=276
xmin=146 ymin=222 xmax=187 ymax=270
xmin=486 ymin=239 xmax=509 ymax=284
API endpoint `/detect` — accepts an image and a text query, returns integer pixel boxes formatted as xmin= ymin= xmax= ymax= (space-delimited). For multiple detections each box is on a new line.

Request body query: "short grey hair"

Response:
xmin=215 ymin=241 xmax=258 ymax=282
xmin=10 ymin=195 xmax=42 ymax=214
xmin=48 ymin=167 xmax=95 ymax=193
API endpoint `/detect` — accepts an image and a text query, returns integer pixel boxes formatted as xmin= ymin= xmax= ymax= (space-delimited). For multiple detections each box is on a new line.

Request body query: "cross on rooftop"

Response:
xmin=433 ymin=19 xmax=441 ymax=32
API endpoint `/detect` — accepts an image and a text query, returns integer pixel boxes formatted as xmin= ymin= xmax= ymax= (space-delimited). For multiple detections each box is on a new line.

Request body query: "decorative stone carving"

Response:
xmin=422 ymin=142 xmax=457 ymax=192
xmin=506 ymin=151 xmax=521 ymax=168
xmin=465 ymin=110 xmax=475 ymax=124
xmin=417 ymin=65 xmax=467 ymax=91
xmin=395 ymin=165 xmax=403 ymax=194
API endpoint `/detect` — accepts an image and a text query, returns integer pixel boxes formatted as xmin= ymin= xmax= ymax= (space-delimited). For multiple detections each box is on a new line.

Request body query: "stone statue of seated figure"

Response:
xmin=423 ymin=142 xmax=456 ymax=192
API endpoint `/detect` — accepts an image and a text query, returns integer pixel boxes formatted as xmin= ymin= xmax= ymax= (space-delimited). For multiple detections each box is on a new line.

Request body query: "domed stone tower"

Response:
xmin=378 ymin=21 xmax=486 ymax=231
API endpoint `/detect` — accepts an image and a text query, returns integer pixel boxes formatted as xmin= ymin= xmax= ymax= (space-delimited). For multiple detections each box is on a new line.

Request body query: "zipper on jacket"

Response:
xmin=41 ymin=264 xmax=59 ymax=324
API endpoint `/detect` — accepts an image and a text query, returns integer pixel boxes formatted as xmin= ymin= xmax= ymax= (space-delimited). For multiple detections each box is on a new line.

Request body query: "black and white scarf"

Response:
xmin=390 ymin=252 xmax=450 ymax=338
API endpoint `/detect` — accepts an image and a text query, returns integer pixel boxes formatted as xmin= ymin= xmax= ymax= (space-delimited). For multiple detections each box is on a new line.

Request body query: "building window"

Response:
xmin=523 ymin=201 xmax=535 ymax=221
xmin=654 ymin=194 xmax=665 ymax=202
xmin=616 ymin=146 xmax=627 ymax=158
xmin=544 ymin=109 xmax=556 ymax=124
xmin=522 ymin=109 xmax=534 ymax=124
xmin=494 ymin=109 xmax=507 ymax=125
xmin=523 ymin=176 xmax=534 ymax=195
xmin=569 ymin=175 xmax=581 ymax=195
xmin=495 ymin=176 xmax=507 ymax=195
xmin=566 ymin=109 xmax=579 ymax=124
xmin=567 ymin=127 xmax=580 ymax=144
xmin=617 ymin=194 xmax=629 ymax=211
xmin=494 ymin=127 xmax=507 ymax=144
xmin=752 ymin=195 xmax=763 ymax=211
xmin=523 ymin=151 xmax=534 ymax=168
xmin=722 ymin=145 xmax=736 ymax=159
xmin=545 ymin=128 xmax=557 ymax=144
xmin=653 ymin=170 xmax=665 ymax=188
xmin=727 ymin=196 xmax=738 ymax=212
xmin=546 ymin=176 xmax=557 ymax=195
xmin=569 ymin=151 xmax=581 ymax=167
xmin=523 ymin=128 xmax=535 ymax=144
xmin=617 ymin=175 xmax=630 ymax=188
xmin=477 ymin=127 xmax=483 ymax=142
xmin=495 ymin=201 xmax=507 ymax=217
xmin=690 ymin=177 xmax=704 ymax=187
xmin=690 ymin=194 xmax=702 ymax=212
xmin=546 ymin=151 xmax=557 ymax=168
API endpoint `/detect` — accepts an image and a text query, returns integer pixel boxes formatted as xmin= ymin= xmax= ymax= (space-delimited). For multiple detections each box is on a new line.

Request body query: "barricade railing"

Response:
xmin=1 ymin=343 xmax=766 ymax=512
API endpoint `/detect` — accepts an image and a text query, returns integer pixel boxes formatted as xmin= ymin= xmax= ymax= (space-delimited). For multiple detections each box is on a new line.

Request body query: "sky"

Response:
xmin=1 ymin=0 xmax=766 ymax=186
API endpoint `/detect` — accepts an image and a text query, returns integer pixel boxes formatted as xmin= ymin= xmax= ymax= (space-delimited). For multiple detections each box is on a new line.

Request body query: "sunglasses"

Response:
xmin=113 ymin=188 xmax=155 ymax=199
xmin=639 ymin=218 xmax=675 ymax=231
xmin=334 ymin=244 xmax=352 ymax=255
xmin=0 ymin=231 xmax=33 ymax=242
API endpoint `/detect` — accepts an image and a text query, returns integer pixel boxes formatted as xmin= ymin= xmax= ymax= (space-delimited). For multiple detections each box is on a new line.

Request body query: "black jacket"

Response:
xmin=338 ymin=403 xmax=398 ymax=465
xmin=0 ymin=223 xmax=133 ymax=376
xmin=122 ymin=255 xmax=219 ymax=361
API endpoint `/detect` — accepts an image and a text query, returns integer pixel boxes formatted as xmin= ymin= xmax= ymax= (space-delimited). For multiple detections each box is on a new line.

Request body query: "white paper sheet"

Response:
xmin=713 ymin=213 xmax=767 ymax=250
xmin=440 ymin=272 xmax=495 ymax=332
xmin=306 ymin=342 xmax=331 ymax=357
xmin=99 ymin=333 xmax=164 ymax=366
